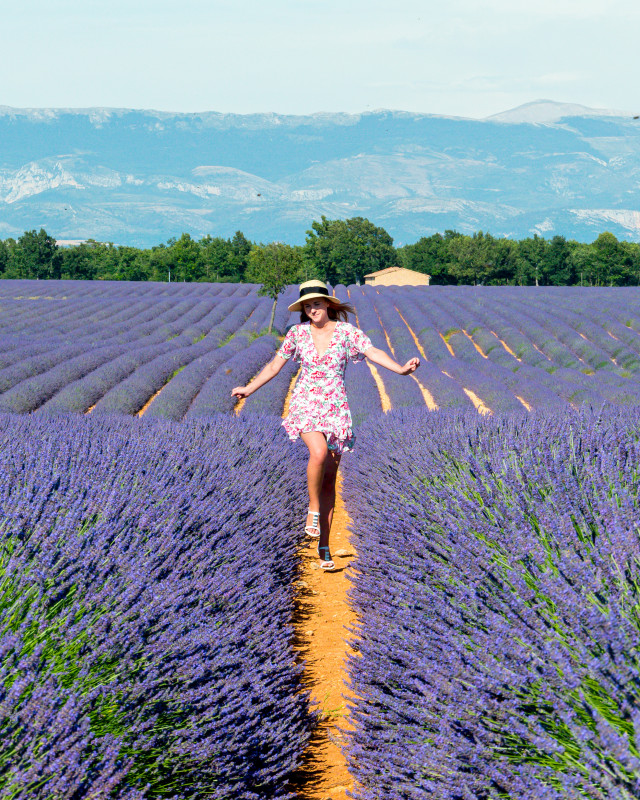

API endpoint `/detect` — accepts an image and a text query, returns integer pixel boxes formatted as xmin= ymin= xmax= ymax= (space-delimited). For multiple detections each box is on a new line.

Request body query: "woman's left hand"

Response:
xmin=400 ymin=357 xmax=420 ymax=375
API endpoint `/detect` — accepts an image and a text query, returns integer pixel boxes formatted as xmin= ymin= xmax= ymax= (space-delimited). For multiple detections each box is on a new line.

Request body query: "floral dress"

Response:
xmin=277 ymin=321 xmax=373 ymax=454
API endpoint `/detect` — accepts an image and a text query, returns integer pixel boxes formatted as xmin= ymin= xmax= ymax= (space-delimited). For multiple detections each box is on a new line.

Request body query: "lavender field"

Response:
xmin=0 ymin=413 xmax=313 ymax=799
xmin=342 ymin=408 xmax=640 ymax=799
xmin=2 ymin=279 xmax=640 ymax=799
xmin=2 ymin=280 xmax=640 ymax=416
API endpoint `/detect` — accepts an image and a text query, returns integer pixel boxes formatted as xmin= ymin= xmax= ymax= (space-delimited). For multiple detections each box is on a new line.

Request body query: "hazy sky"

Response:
xmin=2 ymin=0 xmax=638 ymax=117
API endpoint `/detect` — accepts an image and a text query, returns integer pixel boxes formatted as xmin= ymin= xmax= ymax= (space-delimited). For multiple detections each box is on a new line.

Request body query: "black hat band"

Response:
xmin=299 ymin=285 xmax=329 ymax=299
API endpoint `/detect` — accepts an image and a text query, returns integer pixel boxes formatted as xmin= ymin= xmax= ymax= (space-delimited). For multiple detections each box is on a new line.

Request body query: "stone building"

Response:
xmin=363 ymin=266 xmax=431 ymax=286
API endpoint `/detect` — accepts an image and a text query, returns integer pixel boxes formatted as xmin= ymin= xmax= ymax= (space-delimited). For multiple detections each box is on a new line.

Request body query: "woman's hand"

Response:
xmin=231 ymin=385 xmax=252 ymax=398
xmin=400 ymin=357 xmax=420 ymax=375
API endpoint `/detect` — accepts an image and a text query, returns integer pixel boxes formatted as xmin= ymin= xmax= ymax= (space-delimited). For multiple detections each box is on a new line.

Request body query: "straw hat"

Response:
xmin=287 ymin=280 xmax=341 ymax=312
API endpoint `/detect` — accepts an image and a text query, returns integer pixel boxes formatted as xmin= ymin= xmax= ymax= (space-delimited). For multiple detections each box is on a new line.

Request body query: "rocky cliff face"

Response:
xmin=0 ymin=102 xmax=638 ymax=245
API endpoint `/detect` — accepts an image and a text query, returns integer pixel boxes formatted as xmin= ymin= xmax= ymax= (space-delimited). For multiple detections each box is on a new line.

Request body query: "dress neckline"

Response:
xmin=306 ymin=320 xmax=341 ymax=359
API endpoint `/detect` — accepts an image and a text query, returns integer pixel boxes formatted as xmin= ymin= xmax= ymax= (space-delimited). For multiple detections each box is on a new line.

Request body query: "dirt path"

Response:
xmin=290 ymin=473 xmax=358 ymax=800
xmin=286 ymin=378 xmax=359 ymax=800
xmin=393 ymin=309 xmax=438 ymax=411
xmin=137 ymin=384 xmax=165 ymax=416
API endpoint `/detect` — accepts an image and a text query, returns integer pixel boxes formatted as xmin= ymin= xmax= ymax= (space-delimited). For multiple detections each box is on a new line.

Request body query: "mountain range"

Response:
xmin=0 ymin=100 xmax=639 ymax=247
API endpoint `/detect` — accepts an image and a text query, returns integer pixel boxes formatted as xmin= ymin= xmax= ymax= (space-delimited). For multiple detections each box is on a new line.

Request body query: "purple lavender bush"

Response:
xmin=144 ymin=336 xmax=249 ymax=420
xmin=342 ymin=406 xmax=640 ymax=799
xmin=350 ymin=288 xmax=425 ymax=409
xmin=185 ymin=335 xmax=279 ymax=417
xmin=240 ymin=355 xmax=298 ymax=417
xmin=0 ymin=412 xmax=313 ymax=799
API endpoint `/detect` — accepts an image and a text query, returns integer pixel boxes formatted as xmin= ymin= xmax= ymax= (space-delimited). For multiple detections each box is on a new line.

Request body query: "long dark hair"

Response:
xmin=299 ymin=299 xmax=356 ymax=324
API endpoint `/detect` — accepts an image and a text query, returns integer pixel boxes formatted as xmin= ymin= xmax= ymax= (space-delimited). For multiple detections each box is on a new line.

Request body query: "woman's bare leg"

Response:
xmin=319 ymin=450 xmax=341 ymax=551
xmin=300 ymin=431 xmax=328 ymax=531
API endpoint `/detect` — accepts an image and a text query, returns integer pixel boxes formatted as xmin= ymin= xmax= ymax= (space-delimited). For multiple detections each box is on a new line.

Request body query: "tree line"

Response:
xmin=1 ymin=219 xmax=640 ymax=287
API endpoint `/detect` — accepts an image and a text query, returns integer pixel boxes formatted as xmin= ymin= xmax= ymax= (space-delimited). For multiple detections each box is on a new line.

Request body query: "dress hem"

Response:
xmin=281 ymin=419 xmax=356 ymax=454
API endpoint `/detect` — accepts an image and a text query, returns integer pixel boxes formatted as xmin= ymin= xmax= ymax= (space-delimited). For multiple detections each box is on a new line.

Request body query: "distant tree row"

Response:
xmin=398 ymin=229 xmax=640 ymax=287
xmin=1 ymin=220 xmax=640 ymax=287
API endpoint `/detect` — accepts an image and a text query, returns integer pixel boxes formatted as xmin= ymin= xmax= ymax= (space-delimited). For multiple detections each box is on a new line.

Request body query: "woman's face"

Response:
xmin=303 ymin=298 xmax=331 ymax=323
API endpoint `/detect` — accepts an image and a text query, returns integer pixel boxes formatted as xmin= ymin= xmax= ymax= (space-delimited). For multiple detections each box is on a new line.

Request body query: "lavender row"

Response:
xmin=148 ymin=289 xmax=303 ymax=421
xmin=0 ymin=345 xmax=130 ymax=413
xmin=333 ymin=286 xmax=383 ymax=422
xmin=144 ymin=336 xmax=249 ymax=420
xmin=185 ymin=335 xmax=280 ymax=418
xmin=240 ymin=356 xmax=299 ymax=417
xmin=0 ymin=412 xmax=313 ymax=799
xmin=343 ymin=406 xmax=640 ymax=799
xmin=38 ymin=341 xmax=178 ymax=414
xmin=352 ymin=287 xmax=425 ymax=409
xmin=384 ymin=288 xmax=466 ymax=365
xmin=0 ymin=281 xmax=259 ymax=346
xmin=53 ymin=296 xmax=261 ymax=416
xmin=372 ymin=287 xmax=640 ymax=408
xmin=504 ymin=296 xmax=624 ymax=375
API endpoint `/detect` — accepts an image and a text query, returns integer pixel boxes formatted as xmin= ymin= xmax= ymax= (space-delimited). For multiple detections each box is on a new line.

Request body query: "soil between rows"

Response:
xmin=289 ymin=472 xmax=359 ymax=800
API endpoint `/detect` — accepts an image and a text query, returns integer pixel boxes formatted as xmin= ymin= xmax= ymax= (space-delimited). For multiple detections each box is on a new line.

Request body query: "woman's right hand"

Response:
xmin=231 ymin=385 xmax=251 ymax=398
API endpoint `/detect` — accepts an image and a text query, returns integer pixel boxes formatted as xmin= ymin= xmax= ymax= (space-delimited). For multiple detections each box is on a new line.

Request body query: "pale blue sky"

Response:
xmin=2 ymin=0 xmax=638 ymax=117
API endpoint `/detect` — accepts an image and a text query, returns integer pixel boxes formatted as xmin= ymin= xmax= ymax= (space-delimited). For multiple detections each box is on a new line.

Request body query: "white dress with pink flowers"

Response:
xmin=277 ymin=321 xmax=373 ymax=454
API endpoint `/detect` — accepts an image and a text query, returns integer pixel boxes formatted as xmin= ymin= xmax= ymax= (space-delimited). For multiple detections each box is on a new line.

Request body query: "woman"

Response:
xmin=231 ymin=280 xmax=420 ymax=570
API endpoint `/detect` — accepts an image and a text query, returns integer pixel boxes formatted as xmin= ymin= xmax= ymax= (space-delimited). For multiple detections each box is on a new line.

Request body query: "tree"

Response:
xmin=200 ymin=236 xmax=235 ymax=282
xmin=246 ymin=243 xmax=303 ymax=333
xmin=113 ymin=245 xmax=150 ymax=281
xmin=167 ymin=233 xmax=203 ymax=282
xmin=0 ymin=240 xmax=8 ymax=276
xmin=16 ymin=229 xmax=60 ymax=279
xmin=592 ymin=231 xmax=628 ymax=286
xmin=304 ymin=216 xmax=396 ymax=285
xmin=61 ymin=243 xmax=97 ymax=280
xmin=397 ymin=233 xmax=454 ymax=283
xmin=539 ymin=235 xmax=575 ymax=285
xmin=446 ymin=233 xmax=488 ymax=285
xmin=229 ymin=231 xmax=252 ymax=280
xmin=518 ymin=235 xmax=549 ymax=285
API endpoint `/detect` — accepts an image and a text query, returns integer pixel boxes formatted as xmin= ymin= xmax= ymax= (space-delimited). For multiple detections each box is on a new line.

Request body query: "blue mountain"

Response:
xmin=0 ymin=101 xmax=638 ymax=246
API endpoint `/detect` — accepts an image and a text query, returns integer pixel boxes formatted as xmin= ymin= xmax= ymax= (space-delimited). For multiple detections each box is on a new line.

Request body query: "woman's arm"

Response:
xmin=364 ymin=346 xmax=420 ymax=375
xmin=231 ymin=354 xmax=289 ymax=398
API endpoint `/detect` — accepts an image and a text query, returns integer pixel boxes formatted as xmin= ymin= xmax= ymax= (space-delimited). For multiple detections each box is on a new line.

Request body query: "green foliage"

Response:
xmin=2 ymin=223 xmax=640 ymax=286
xmin=304 ymin=215 xmax=396 ymax=285
xmin=246 ymin=242 xmax=303 ymax=299
xmin=4 ymin=229 xmax=62 ymax=279
xmin=247 ymin=242 xmax=304 ymax=332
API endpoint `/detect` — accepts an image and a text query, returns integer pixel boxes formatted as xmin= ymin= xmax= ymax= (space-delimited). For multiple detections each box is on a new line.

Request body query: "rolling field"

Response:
xmin=2 ymin=281 xmax=640 ymax=417
xmin=2 ymin=279 xmax=640 ymax=799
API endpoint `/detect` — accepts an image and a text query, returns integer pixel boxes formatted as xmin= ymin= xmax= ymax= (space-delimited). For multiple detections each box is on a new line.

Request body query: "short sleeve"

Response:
xmin=346 ymin=323 xmax=373 ymax=363
xmin=277 ymin=325 xmax=298 ymax=361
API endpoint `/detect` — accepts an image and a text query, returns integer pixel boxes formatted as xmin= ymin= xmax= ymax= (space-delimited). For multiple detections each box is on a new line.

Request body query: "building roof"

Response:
xmin=364 ymin=266 xmax=431 ymax=278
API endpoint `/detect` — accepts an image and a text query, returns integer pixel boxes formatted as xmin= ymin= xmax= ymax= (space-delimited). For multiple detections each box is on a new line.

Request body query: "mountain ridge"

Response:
xmin=0 ymin=101 xmax=638 ymax=246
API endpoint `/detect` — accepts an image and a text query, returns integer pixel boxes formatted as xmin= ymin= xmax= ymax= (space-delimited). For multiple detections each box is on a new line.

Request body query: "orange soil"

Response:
xmin=391 ymin=308 xmax=438 ymax=410
xmin=515 ymin=395 xmax=532 ymax=411
xmin=394 ymin=307 xmax=425 ymax=358
xmin=367 ymin=362 xmax=392 ymax=411
xmin=462 ymin=329 xmax=488 ymax=358
xmin=490 ymin=331 xmax=521 ymax=361
xmin=284 ymin=366 xmax=302 ymax=416
xmin=439 ymin=331 xmax=455 ymax=356
xmin=137 ymin=384 xmax=165 ymax=416
xmin=351 ymin=303 xmax=392 ymax=412
xmin=286 ymin=392 xmax=359 ymax=799
xmin=289 ymin=473 xmax=359 ymax=800
xmin=462 ymin=387 xmax=492 ymax=415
